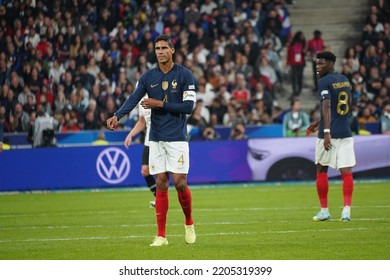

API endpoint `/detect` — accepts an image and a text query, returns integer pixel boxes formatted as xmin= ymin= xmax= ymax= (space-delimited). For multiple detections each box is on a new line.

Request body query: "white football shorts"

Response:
xmin=149 ymin=141 xmax=190 ymax=175
xmin=315 ymin=137 xmax=356 ymax=170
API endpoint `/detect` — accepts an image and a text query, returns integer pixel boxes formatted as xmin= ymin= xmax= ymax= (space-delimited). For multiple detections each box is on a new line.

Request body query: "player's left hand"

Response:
xmin=141 ymin=98 xmax=163 ymax=109
xmin=324 ymin=134 xmax=332 ymax=151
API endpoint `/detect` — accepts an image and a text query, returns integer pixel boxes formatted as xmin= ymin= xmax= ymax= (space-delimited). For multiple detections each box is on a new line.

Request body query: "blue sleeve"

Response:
xmin=163 ymin=100 xmax=194 ymax=115
xmin=115 ymin=80 xmax=147 ymax=120
xmin=318 ymin=77 xmax=331 ymax=101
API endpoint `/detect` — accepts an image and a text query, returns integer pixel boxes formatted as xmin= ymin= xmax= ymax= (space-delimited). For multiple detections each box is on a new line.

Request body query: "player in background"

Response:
xmin=107 ymin=34 xmax=196 ymax=246
xmin=306 ymin=51 xmax=356 ymax=222
xmin=124 ymin=94 xmax=157 ymax=208
xmin=306 ymin=30 xmax=325 ymax=92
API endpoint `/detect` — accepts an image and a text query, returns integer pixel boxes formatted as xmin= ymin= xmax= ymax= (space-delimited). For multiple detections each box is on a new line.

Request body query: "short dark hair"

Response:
xmin=155 ymin=34 xmax=174 ymax=48
xmin=316 ymin=51 xmax=336 ymax=62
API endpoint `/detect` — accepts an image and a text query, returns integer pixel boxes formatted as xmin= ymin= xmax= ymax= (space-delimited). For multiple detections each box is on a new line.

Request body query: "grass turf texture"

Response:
xmin=0 ymin=180 xmax=389 ymax=260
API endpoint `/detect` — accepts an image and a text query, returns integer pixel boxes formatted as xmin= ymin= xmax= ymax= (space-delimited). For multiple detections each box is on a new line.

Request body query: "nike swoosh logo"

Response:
xmin=151 ymin=83 xmax=159 ymax=88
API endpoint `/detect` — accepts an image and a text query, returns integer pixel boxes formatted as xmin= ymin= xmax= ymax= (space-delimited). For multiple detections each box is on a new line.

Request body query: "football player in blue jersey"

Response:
xmin=107 ymin=34 xmax=197 ymax=246
xmin=306 ymin=51 xmax=356 ymax=222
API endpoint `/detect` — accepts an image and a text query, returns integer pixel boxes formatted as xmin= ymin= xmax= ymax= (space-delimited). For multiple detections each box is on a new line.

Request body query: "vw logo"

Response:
xmin=96 ymin=147 xmax=131 ymax=184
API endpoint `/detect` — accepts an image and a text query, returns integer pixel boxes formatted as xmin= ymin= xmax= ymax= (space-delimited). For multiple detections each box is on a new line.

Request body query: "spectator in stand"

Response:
xmin=342 ymin=47 xmax=360 ymax=73
xmin=36 ymin=84 xmax=54 ymax=109
xmin=23 ymin=95 xmax=37 ymax=115
xmin=232 ymin=72 xmax=251 ymax=109
xmin=251 ymin=80 xmax=274 ymax=116
xmin=216 ymin=6 xmax=235 ymax=37
xmin=27 ymin=67 xmax=42 ymax=95
xmin=362 ymin=23 xmax=379 ymax=47
xmin=184 ymin=3 xmax=201 ymax=26
xmin=362 ymin=44 xmax=381 ymax=69
xmin=200 ymin=0 xmax=218 ymax=16
xmin=264 ymin=8 xmax=282 ymax=42
xmin=2 ymin=88 xmax=17 ymax=120
xmin=358 ymin=106 xmax=377 ymax=131
xmin=18 ymin=85 xmax=35 ymax=106
xmin=86 ymin=57 xmax=100 ymax=79
xmin=187 ymin=99 xmax=209 ymax=130
xmin=366 ymin=66 xmax=383 ymax=98
xmin=275 ymin=1 xmax=292 ymax=47
xmin=201 ymin=125 xmax=221 ymax=141
xmin=287 ymin=31 xmax=306 ymax=98
xmin=380 ymin=101 xmax=390 ymax=134
xmin=92 ymin=131 xmax=109 ymax=146
xmin=24 ymin=26 xmax=40 ymax=49
xmin=259 ymin=27 xmax=283 ymax=56
xmin=248 ymin=98 xmax=272 ymax=125
xmin=228 ymin=122 xmax=247 ymax=140
xmin=282 ymin=98 xmax=310 ymax=137
xmin=307 ymin=30 xmax=326 ymax=91
xmin=11 ymin=102 xmax=30 ymax=133
xmin=367 ymin=10 xmax=384 ymax=33
xmin=259 ymin=56 xmax=277 ymax=91
xmin=0 ymin=0 xmax=296 ymax=145
xmin=0 ymin=58 xmax=10 ymax=86
xmin=6 ymin=42 xmax=22 ymax=73
xmin=61 ymin=116 xmax=80 ymax=132
xmin=8 ymin=70 xmax=24 ymax=96
xmin=49 ymin=59 xmax=65 ymax=86
xmin=209 ymin=97 xmax=227 ymax=126
xmin=265 ymin=42 xmax=284 ymax=87
xmin=235 ymin=52 xmax=254 ymax=81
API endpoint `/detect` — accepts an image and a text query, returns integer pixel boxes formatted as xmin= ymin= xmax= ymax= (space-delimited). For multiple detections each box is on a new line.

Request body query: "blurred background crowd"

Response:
xmin=0 ymin=0 xmax=389 ymax=148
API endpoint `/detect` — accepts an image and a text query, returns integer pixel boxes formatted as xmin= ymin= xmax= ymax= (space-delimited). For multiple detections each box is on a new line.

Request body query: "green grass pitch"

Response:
xmin=0 ymin=180 xmax=389 ymax=260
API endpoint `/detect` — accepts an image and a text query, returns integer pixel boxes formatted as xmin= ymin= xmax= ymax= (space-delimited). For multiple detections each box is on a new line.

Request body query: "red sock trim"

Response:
xmin=316 ymin=173 xmax=329 ymax=208
xmin=155 ymin=189 xmax=168 ymax=238
xmin=178 ymin=186 xmax=193 ymax=226
xmin=342 ymin=173 xmax=354 ymax=206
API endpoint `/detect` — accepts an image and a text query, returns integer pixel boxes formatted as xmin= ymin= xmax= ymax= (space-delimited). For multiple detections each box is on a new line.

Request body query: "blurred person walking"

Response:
xmin=124 ymin=94 xmax=157 ymax=207
xmin=307 ymin=30 xmax=325 ymax=92
xmin=286 ymin=31 xmax=306 ymax=98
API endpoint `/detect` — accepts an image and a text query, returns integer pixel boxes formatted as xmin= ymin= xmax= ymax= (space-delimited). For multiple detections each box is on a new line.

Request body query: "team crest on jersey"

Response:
xmin=162 ymin=81 xmax=168 ymax=90
xmin=171 ymin=79 xmax=178 ymax=92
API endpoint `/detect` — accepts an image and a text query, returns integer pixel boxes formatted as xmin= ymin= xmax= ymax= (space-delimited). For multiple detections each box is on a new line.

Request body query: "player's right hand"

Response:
xmin=106 ymin=115 xmax=118 ymax=130
xmin=124 ymin=133 xmax=133 ymax=149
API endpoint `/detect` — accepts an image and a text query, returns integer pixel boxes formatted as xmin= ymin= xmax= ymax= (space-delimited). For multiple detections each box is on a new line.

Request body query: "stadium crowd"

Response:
xmin=340 ymin=0 xmax=390 ymax=135
xmin=0 ymin=0 xmax=389 ymax=148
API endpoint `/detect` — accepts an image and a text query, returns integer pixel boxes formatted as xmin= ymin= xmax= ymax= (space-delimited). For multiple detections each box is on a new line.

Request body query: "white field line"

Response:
xmin=1 ymin=226 xmax=389 ymax=243
xmin=1 ymin=205 xmax=390 ymax=218
xmin=1 ymin=218 xmax=389 ymax=231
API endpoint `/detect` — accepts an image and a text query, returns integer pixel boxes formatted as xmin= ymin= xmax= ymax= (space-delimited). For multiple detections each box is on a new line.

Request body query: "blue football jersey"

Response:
xmin=317 ymin=72 xmax=353 ymax=139
xmin=115 ymin=64 xmax=196 ymax=141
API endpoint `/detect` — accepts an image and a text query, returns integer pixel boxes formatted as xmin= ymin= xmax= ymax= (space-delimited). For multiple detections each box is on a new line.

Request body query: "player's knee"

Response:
xmin=173 ymin=176 xmax=187 ymax=192
xmin=156 ymin=175 xmax=169 ymax=189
